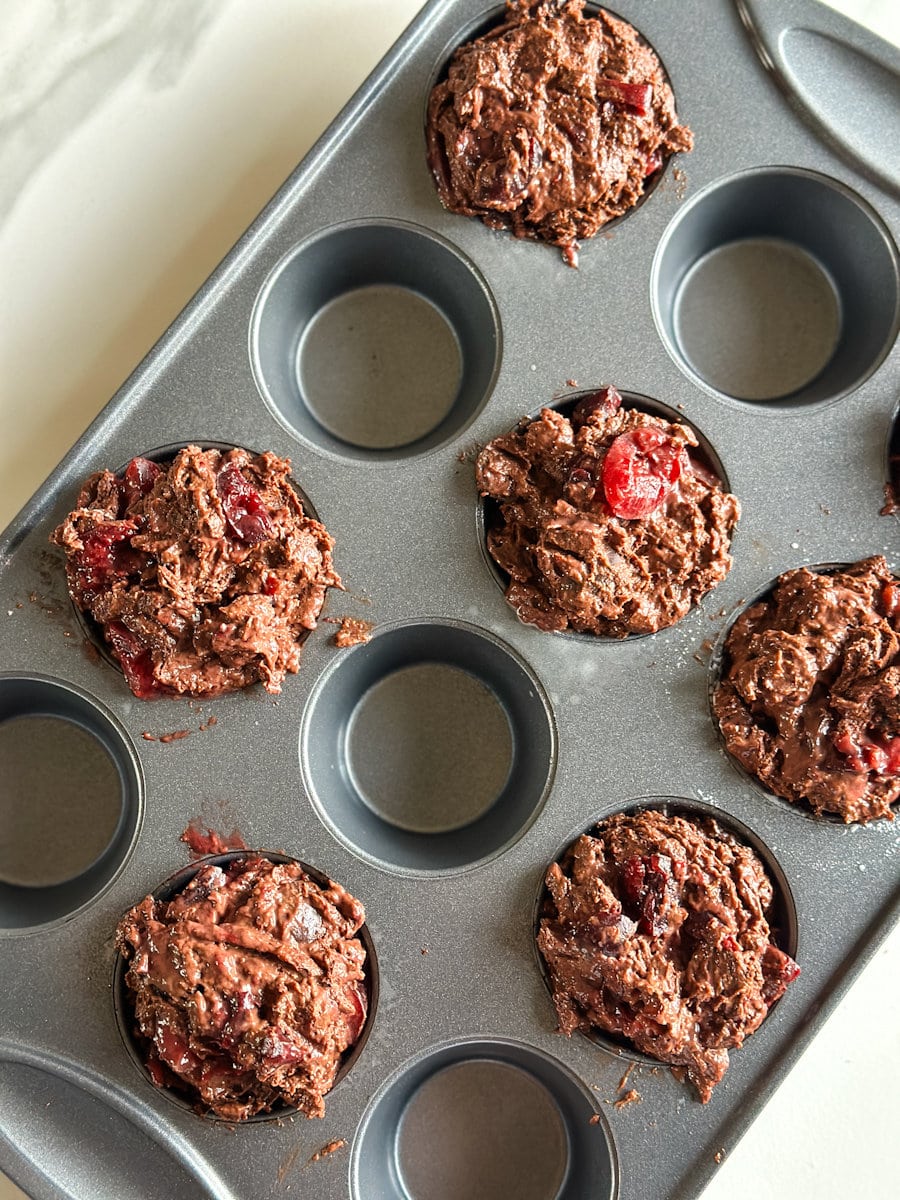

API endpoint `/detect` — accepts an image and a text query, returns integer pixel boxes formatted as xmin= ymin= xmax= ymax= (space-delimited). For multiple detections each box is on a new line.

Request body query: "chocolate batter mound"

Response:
xmin=116 ymin=855 xmax=369 ymax=1121
xmin=713 ymin=557 xmax=900 ymax=823
xmin=476 ymin=387 xmax=739 ymax=635
xmin=52 ymin=446 xmax=340 ymax=698
xmin=426 ymin=1 xmax=693 ymax=265
xmin=537 ymin=810 xmax=799 ymax=1102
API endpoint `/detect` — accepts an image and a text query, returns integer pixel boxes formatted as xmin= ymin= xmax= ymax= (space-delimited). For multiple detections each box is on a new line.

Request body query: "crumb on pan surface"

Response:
xmin=476 ymin=386 xmax=739 ymax=635
xmin=52 ymin=446 xmax=340 ymax=698
xmin=426 ymin=0 xmax=693 ymax=265
xmin=537 ymin=810 xmax=799 ymax=1103
xmin=116 ymin=855 xmax=369 ymax=1121
xmin=713 ymin=556 xmax=900 ymax=823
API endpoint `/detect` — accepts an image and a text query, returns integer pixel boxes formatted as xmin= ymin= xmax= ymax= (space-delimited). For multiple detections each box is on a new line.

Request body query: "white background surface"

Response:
xmin=1 ymin=2 xmax=898 ymax=1198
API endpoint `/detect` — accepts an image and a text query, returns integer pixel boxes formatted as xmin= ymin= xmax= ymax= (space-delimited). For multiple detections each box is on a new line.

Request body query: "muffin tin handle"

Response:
xmin=736 ymin=0 xmax=900 ymax=197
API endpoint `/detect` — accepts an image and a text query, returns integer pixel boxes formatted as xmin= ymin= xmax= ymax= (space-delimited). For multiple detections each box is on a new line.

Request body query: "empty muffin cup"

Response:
xmin=535 ymin=798 xmax=799 ymax=1097
xmin=476 ymin=387 xmax=737 ymax=640
xmin=301 ymin=620 xmax=556 ymax=875
xmin=709 ymin=558 xmax=900 ymax=824
xmin=0 ymin=675 xmax=142 ymax=934
xmin=250 ymin=220 xmax=501 ymax=459
xmin=652 ymin=166 xmax=900 ymax=407
xmin=114 ymin=849 xmax=379 ymax=1118
xmin=351 ymin=1037 xmax=618 ymax=1200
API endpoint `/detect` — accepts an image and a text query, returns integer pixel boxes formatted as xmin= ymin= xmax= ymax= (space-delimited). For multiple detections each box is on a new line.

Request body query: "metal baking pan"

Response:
xmin=1 ymin=2 xmax=898 ymax=1198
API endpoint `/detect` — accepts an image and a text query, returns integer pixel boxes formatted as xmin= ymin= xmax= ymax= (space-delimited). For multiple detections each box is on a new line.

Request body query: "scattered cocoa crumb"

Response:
xmin=692 ymin=652 xmax=704 ymax=664
xmin=15 ymin=602 xmax=23 ymax=609
xmin=141 ymin=732 xmax=157 ymax=742
xmin=589 ymin=1114 xmax=600 ymax=1125
xmin=881 ymin=482 xmax=898 ymax=516
xmin=714 ymin=1149 xmax=726 ymax=1164
xmin=326 ymin=616 xmax=374 ymax=647
xmin=421 ymin=946 xmax=429 ymax=956
xmin=565 ymin=379 xmax=578 ymax=388
xmin=819 ymin=503 xmax=831 ymax=516
xmin=159 ymin=729 xmax=191 ymax=743
xmin=676 ymin=403 xmax=685 ymax=411
xmin=199 ymin=715 xmax=218 ymax=732
xmin=614 ymin=1089 xmax=641 ymax=1110
xmin=308 ymin=1139 xmax=346 ymax=1165
xmin=673 ymin=166 xmax=688 ymax=200
xmin=180 ymin=819 xmax=247 ymax=858
xmin=618 ymin=1064 xmax=635 ymax=1091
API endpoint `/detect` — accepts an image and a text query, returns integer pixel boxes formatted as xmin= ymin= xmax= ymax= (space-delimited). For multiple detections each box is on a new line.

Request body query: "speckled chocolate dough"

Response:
xmin=52 ymin=446 xmax=340 ymax=698
xmin=476 ymin=388 xmax=739 ymax=635
xmin=713 ymin=557 xmax=900 ymax=823
xmin=426 ymin=0 xmax=693 ymax=265
xmin=116 ymin=856 xmax=369 ymax=1121
xmin=537 ymin=810 xmax=799 ymax=1102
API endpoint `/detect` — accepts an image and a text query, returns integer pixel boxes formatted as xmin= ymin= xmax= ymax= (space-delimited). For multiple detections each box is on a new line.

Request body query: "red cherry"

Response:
xmin=216 ymin=462 xmax=274 ymax=545
xmin=600 ymin=80 xmax=652 ymax=116
xmin=122 ymin=457 xmax=162 ymax=510
xmin=106 ymin=621 xmax=163 ymax=699
xmin=70 ymin=520 xmax=142 ymax=602
xmin=602 ymin=427 xmax=685 ymax=519
xmin=760 ymin=945 xmax=801 ymax=1005
xmin=881 ymin=582 xmax=900 ymax=624
xmin=342 ymin=983 xmax=367 ymax=1044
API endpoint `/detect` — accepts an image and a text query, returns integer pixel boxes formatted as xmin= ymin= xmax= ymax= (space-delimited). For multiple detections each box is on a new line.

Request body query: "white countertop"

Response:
xmin=1 ymin=2 xmax=898 ymax=1198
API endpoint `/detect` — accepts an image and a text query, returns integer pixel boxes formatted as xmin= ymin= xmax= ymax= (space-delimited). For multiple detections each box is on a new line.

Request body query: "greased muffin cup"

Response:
xmin=1 ymin=2 xmax=899 ymax=1199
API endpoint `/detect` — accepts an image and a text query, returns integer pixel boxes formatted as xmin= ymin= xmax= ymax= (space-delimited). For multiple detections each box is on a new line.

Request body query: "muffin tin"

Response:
xmin=0 ymin=2 xmax=898 ymax=1199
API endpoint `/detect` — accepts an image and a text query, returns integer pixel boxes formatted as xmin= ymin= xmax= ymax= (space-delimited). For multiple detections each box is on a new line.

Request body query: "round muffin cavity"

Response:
xmin=115 ymin=854 xmax=370 ymax=1121
xmin=712 ymin=557 xmax=900 ymax=824
xmin=476 ymin=386 xmax=739 ymax=635
xmin=426 ymin=0 xmax=693 ymax=266
xmin=537 ymin=809 xmax=799 ymax=1103
xmin=51 ymin=446 xmax=340 ymax=698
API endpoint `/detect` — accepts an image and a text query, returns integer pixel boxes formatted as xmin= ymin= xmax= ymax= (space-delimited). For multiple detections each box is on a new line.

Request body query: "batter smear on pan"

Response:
xmin=426 ymin=1 xmax=693 ymax=265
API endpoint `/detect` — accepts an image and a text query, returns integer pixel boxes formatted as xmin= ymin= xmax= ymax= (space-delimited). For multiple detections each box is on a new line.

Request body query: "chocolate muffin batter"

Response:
xmin=52 ymin=446 xmax=340 ymax=698
xmin=713 ymin=557 xmax=900 ymax=823
xmin=426 ymin=1 xmax=693 ymax=265
xmin=116 ymin=855 xmax=369 ymax=1121
xmin=537 ymin=810 xmax=799 ymax=1102
xmin=476 ymin=387 xmax=739 ymax=635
